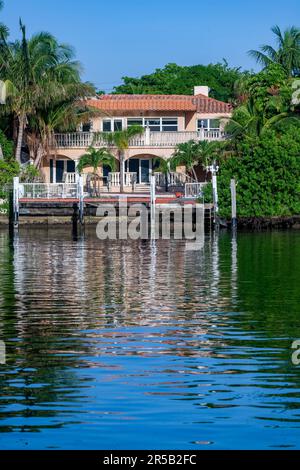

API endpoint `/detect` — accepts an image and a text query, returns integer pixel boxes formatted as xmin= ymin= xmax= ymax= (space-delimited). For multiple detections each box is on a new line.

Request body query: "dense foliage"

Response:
xmin=0 ymin=129 xmax=14 ymax=159
xmin=218 ymin=129 xmax=300 ymax=218
xmin=113 ymin=62 xmax=247 ymax=102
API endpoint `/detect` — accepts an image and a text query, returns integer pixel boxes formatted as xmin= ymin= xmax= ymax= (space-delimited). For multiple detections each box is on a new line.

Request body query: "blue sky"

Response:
xmin=2 ymin=0 xmax=300 ymax=91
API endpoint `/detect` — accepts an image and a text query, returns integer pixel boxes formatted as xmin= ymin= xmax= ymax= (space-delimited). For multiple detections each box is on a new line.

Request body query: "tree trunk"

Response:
xmin=165 ymin=173 xmax=169 ymax=192
xmin=119 ymin=151 xmax=124 ymax=193
xmin=15 ymin=113 xmax=26 ymax=163
xmin=33 ymin=145 xmax=44 ymax=169
xmin=191 ymin=167 xmax=198 ymax=182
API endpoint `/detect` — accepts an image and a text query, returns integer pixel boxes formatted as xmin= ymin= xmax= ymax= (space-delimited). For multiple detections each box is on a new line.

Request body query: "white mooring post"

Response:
xmin=230 ymin=178 xmax=237 ymax=230
xmin=210 ymin=162 xmax=219 ymax=227
xmin=150 ymin=175 xmax=156 ymax=239
xmin=13 ymin=177 xmax=19 ymax=228
xmin=78 ymin=175 xmax=84 ymax=225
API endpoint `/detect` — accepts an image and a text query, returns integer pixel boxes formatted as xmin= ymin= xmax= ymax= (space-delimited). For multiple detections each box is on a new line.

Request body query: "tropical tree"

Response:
xmin=0 ymin=1 xmax=9 ymax=40
xmin=77 ymin=146 xmax=116 ymax=196
xmin=26 ymin=82 xmax=96 ymax=168
xmin=0 ymin=21 xmax=85 ymax=163
xmin=153 ymin=157 xmax=171 ymax=192
xmin=226 ymin=90 xmax=299 ymax=142
xmin=171 ymin=140 xmax=220 ymax=181
xmin=96 ymin=125 xmax=143 ymax=192
xmin=113 ymin=61 xmax=246 ymax=103
xmin=248 ymin=25 xmax=300 ymax=77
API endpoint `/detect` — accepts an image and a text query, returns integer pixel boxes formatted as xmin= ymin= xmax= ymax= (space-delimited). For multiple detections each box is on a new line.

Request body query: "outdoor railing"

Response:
xmin=63 ymin=172 xmax=77 ymax=183
xmin=108 ymin=172 xmax=137 ymax=187
xmin=185 ymin=182 xmax=208 ymax=199
xmin=53 ymin=130 xmax=226 ymax=149
xmin=19 ymin=183 xmax=79 ymax=199
xmin=155 ymin=172 xmax=194 ymax=187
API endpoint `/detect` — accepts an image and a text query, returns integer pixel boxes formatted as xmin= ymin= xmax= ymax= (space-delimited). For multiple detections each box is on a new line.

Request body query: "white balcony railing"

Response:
xmin=108 ymin=172 xmax=137 ymax=187
xmin=53 ymin=130 xmax=226 ymax=149
xmin=63 ymin=172 xmax=77 ymax=183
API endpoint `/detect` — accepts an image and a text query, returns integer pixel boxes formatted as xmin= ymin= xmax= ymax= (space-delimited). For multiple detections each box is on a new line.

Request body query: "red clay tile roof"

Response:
xmin=86 ymin=94 xmax=231 ymax=113
xmin=193 ymin=96 xmax=232 ymax=113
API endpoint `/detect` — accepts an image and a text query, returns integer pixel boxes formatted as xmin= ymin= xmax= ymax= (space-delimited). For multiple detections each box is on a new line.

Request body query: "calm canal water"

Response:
xmin=0 ymin=227 xmax=299 ymax=450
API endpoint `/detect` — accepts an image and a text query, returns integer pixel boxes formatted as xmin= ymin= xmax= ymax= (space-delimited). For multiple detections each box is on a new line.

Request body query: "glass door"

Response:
xmin=140 ymin=160 xmax=150 ymax=184
xmin=56 ymin=161 xmax=65 ymax=183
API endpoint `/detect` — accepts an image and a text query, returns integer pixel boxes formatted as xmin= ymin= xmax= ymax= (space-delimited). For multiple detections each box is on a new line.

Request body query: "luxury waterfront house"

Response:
xmin=42 ymin=86 xmax=232 ymax=192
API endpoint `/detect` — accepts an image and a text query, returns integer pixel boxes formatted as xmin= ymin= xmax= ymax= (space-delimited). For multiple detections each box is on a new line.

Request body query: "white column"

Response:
xmin=75 ymin=160 xmax=79 ymax=183
xmin=53 ymin=159 xmax=57 ymax=183
xmin=145 ymin=125 xmax=151 ymax=146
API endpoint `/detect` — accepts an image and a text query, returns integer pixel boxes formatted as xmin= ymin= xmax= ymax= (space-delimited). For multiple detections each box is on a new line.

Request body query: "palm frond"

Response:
xmin=248 ymin=49 xmax=273 ymax=67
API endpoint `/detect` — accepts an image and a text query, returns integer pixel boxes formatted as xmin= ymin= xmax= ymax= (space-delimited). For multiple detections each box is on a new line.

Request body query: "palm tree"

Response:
xmin=26 ymin=83 xmax=97 ymax=168
xmin=225 ymin=95 xmax=296 ymax=140
xmin=0 ymin=1 xmax=9 ymax=40
xmin=95 ymin=125 xmax=143 ymax=192
xmin=153 ymin=157 xmax=171 ymax=192
xmin=248 ymin=25 xmax=300 ymax=76
xmin=171 ymin=140 xmax=220 ymax=181
xmin=171 ymin=141 xmax=199 ymax=181
xmin=77 ymin=146 xmax=116 ymax=196
xmin=0 ymin=21 xmax=84 ymax=162
xmin=195 ymin=140 xmax=221 ymax=169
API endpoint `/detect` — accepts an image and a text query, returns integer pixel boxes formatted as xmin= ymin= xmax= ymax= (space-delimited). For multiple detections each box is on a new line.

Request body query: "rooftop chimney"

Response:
xmin=194 ymin=86 xmax=210 ymax=97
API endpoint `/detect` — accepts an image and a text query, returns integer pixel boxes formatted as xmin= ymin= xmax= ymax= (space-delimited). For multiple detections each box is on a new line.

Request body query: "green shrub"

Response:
xmin=20 ymin=164 xmax=40 ymax=182
xmin=218 ymin=129 xmax=300 ymax=218
xmin=202 ymin=182 xmax=213 ymax=204
xmin=0 ymin=130 xmax=14 ymax=160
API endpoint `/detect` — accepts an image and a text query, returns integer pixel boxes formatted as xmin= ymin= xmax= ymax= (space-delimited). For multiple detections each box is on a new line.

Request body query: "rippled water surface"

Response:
xmin=0 ymin=228 xmax=300 ymax=449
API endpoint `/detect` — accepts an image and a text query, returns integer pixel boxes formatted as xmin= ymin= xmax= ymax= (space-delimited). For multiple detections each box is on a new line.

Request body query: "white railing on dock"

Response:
xmin=53 ymin=130 xmax=226 ymax=149
xmin=155 ymin=172 xmax=194 ymax=187
xmin=19 ymin=183 xmax=79 ymax=199
xmin=185 ymin=182 xmax=207 ymax=199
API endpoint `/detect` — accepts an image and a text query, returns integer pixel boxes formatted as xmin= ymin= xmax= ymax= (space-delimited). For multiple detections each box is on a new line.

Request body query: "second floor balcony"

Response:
xmin=53 ymin=129 xmax=227 ymax=150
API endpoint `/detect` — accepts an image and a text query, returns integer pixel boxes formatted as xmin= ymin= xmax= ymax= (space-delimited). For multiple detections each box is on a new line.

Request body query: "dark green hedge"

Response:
xmin=218 ymin=129 xmax=300 ymax=218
